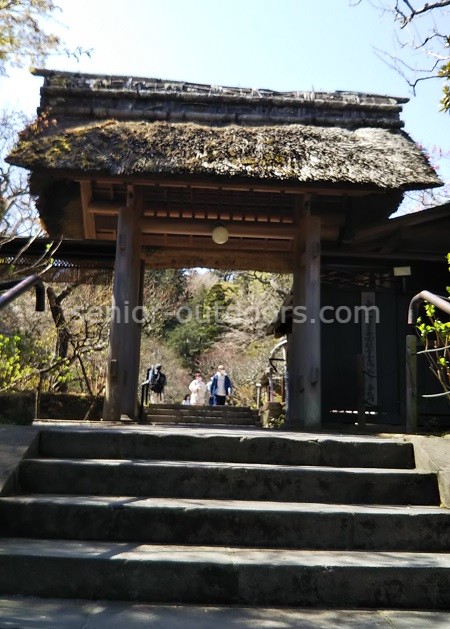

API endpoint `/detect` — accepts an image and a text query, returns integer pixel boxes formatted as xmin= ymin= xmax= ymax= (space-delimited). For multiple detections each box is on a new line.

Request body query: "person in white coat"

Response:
xmin=189 ymin=372 xmax=207 ymax=405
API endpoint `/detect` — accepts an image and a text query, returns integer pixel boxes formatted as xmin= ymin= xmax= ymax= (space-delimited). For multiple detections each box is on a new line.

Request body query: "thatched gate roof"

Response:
xmin=5 ymin=70 xmax=442 ymax=271
xmin=8 ymin=69 xmax=439 ymax=191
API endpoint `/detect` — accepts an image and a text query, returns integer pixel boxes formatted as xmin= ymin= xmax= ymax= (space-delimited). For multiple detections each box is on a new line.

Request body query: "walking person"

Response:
xmin=210 ymin=365 xmax=232 ymax=406
xmin=189 ymin=372 xmax=207 ymax=405
xmin=145 ymin=363 xmax=167 ymax=403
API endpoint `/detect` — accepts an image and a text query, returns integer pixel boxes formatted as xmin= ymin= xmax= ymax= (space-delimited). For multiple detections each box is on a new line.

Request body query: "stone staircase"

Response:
xmin=143 ymin=403 xmax=260 ymax=426
xmin=0 ymin=424 xmax=450 ymax=608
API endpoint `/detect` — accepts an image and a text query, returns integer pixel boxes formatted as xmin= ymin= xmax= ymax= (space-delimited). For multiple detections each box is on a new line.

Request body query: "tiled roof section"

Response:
xmin=33 ymin=69 xmax=407 ymax=129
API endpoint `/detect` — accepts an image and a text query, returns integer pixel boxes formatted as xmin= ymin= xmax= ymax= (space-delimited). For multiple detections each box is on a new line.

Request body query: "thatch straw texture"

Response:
xmin=8 ymin=120 xmax=440 ymax=190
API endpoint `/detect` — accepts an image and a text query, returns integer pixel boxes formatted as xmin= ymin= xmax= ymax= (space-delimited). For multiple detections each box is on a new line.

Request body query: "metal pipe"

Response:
xmin=407 ymin=290 xmax=450 ymax=325
xmin=0 ymin=275 xmax=45 ymax=311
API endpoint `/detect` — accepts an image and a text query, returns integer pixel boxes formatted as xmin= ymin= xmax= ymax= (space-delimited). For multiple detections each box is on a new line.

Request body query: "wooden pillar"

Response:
xmin=103 ymin=185 xmax=143 ymax=421
xmin=286 ymin=197 xmax=321 ymax=429
xmin=285 ymin=331 xmax=294 ymax=420
xmin=126 ymin=258 xmax=145 ymax=414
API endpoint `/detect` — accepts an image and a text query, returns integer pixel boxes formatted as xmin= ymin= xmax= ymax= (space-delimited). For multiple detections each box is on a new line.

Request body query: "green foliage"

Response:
xmin=0 ymin=333 xmax=22 ymax=388
xmin=268 ymin=412 xmax=285 ymax=429
xmin=0 ymin=331 xmax=45 ymax=391
xmin=439 ymin=61 xmax=450 ymax=112
xmin=165 ymin=282 xmax=231 ymax=369
xmin=0 ymin=325 xmax=67 ymax=392
xmin=416 ymin=254 xmax=450 ymax=400
xmin=166 ymin=318 xmax=217 ymax=369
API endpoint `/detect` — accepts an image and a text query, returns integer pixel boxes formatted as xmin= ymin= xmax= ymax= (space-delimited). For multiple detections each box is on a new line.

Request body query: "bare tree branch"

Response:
xmin=352 ymin=0 xmax=450 ymax=108
xmin=396 ymin=0 xmax=450 ymax=27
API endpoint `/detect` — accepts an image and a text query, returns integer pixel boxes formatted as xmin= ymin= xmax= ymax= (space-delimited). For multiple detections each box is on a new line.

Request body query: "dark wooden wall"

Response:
xmin=321 ymin=260 xmax=450 ymax=426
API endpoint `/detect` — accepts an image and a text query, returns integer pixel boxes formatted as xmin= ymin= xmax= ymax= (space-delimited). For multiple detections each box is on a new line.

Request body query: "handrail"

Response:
xmin=406 ymin=289 xmax=450 ymax=423
xmin=0 ymin=275 xmax=45 ymax=311
xmin=408 ymin=290 xmax=450 ymax=324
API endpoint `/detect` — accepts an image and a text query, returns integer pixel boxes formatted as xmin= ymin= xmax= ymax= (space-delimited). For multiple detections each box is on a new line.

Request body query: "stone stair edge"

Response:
xmin=34 ymin=424 xmax=412 ymax=444
xmin=1 ymin=494 xmax=447 ymax=514
xmin=2 ymin=542 xmax=449 ymax=607
xmin=18 ymin=458 xmax=439 ymax=506
xmin=145 ymin=404 xmax=258 ymax=409
xmin=2 ymin=538 xmax=450 ymax=566
xmin=21 ymin=457 xmax=426 ymax=474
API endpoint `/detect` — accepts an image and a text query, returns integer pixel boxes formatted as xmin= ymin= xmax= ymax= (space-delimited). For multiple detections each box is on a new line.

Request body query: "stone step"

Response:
xmin=147 ymin=404 xmax=257 ymax=412
xmin=145 ymin=405 xmax=259 ymax=416
xmin=145 ymin=413 xmax=259 ymax=425
xmin=37 ymin=428 xmax=416 ymax=469
xmin=143 ymin=404 xmax=260 ymax=425
xmin=147 ymin=408 xmax=258 ymax=414
xmin=18 ymin=458 xmax=439 ymax=505
xmin=1 ymin=495 xmax=450 ymax=552
xmin=1 ymin=539 xmax=450 ymax=608
xmin=146 ymin=410 xmax=257 ymax=416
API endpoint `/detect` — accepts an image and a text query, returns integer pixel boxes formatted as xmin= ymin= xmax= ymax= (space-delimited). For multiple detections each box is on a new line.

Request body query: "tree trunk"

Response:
xmin=46 ymin=286 xmax=71 ymax=393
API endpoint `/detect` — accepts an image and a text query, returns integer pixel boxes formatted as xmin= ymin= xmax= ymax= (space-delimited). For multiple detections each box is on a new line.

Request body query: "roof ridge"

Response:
xmin=32 ymin=68 xmax=409 ymax=107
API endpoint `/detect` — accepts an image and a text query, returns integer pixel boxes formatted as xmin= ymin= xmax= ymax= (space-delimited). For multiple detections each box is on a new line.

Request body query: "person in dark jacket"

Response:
xmin=145 ymin=363 xmax=167 ymax=403
xmin=210 ymin=365 xmax=232 ymax=406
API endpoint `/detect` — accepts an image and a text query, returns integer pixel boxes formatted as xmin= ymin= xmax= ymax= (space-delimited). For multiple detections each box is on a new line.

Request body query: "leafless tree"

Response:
xmin=0 ymin=110 xmax=42 ymax=237
xmin=351 ymin=0 xmax=450 ymax=107
xmin=0 ymin=0 xmax=90 ymax=76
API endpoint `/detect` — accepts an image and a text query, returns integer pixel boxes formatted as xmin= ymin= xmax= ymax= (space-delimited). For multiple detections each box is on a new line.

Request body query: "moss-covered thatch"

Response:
xmin=8 ymin=119 xmax=440 ymax=190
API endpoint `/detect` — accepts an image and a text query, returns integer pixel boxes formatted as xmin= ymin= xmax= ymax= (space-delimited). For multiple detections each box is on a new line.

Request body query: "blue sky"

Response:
xmin=1 ymin=0 xmax=449 ymax=197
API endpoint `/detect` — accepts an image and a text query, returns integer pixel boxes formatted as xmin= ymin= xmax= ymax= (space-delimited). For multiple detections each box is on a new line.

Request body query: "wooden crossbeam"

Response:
xmin=77 ymin=174 xmax=381 ymax=196
xmin=141 ymin=248 xmax=292 ymax=273
xmin=141 ymin=217 xmax=337 ymax=240
xmin=141 ymin=234 xmax=293 ymax=252
xmin=90 ymin=206 xmax=339 ymax=241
